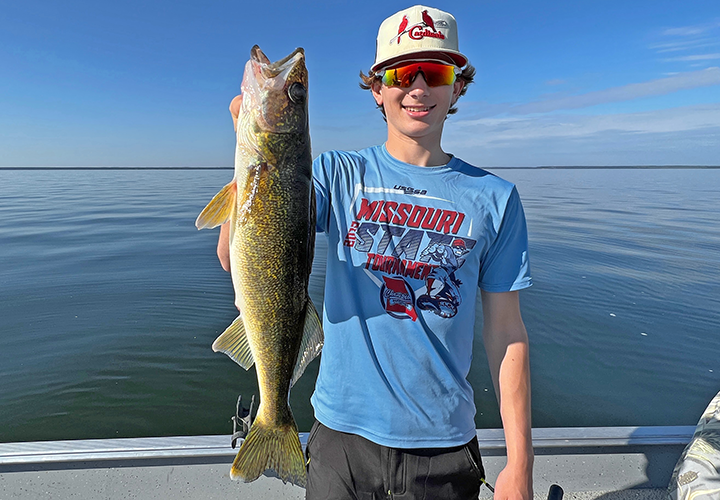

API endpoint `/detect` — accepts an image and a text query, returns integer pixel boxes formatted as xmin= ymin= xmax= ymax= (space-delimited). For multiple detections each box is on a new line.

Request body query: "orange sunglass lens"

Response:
xmin=382 ymin=63 xmax=457 ymax=88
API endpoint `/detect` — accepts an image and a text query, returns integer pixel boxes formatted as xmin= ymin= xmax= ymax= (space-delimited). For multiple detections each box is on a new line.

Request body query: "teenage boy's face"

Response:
xmin=372 ymin=62 xmax=464 ymax=144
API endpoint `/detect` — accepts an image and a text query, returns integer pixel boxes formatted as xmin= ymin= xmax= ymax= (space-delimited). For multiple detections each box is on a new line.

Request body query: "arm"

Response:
xmin=481 ymin=290 xmax=533 ymax=500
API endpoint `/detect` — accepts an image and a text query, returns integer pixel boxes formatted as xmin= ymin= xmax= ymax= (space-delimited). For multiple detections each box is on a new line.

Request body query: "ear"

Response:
xmin=371 ymin=79 xmax=384 ymax=107
xmin=451 ymin=79 xmax=465 ymax=105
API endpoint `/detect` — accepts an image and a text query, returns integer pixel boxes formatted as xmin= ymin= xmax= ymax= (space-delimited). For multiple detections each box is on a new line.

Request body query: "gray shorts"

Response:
xmin=305 ymin=421 xmax=485 ymax=500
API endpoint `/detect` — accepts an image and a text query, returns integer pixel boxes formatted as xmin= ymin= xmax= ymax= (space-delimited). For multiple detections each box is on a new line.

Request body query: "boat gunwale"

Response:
xmin=0 ymin=425 xmax=696 ymax=466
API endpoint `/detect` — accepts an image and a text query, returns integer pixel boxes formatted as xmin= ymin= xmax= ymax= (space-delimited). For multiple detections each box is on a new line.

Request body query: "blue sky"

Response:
xmin=2 ymin=0 xmax=718 ymax=167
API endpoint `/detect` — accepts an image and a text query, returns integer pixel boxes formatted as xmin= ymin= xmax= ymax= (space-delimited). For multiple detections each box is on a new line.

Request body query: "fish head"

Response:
xmin=240 ymin=46 xmax=308 ymax=135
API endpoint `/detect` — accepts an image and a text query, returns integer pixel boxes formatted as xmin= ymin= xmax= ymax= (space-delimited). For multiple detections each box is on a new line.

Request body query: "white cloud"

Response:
xmin=442 ymin=105 xmax=720 ymax=167
xmin=664 ymin=54 xmax=720 ymax=62
xmin=448 ymin=104 xmax=720 ymax=146
xmin=654 ymin=20 xmax=720 ymax=70
xmin=663 ymin=26 xmax=710 ymax=37
xmin=662 ymin=21 xmax=720 ymax=37
xmin=435 ymin=64 xmax=720 ymax=167
xmin=651 ymin=38 xmax=720 ymax=54
xmin=468 ymin=68 xmax=720 ymax=116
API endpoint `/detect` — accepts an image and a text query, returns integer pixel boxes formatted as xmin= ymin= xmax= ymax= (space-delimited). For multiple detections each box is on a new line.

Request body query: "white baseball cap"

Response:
xmin=371 ymin=5 xmax=468 ymax=73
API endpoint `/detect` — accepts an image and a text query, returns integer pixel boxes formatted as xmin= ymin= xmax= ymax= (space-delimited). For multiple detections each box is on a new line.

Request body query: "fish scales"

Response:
xmin=196 ymin=45 xmax=322 ymax=487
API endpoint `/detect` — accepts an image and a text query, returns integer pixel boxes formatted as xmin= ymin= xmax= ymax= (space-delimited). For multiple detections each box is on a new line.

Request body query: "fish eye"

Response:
xmin=288 ymin=82 xmax=306 ymax=104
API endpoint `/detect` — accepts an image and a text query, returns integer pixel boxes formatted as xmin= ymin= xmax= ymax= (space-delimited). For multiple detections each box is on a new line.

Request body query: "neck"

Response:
xmin=385 ymin=129 xmax=451 ymax=167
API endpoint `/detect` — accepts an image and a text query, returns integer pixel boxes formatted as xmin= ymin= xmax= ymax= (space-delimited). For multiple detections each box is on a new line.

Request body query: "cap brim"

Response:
xmin=372 ymin=50 xmax=468 ymax=73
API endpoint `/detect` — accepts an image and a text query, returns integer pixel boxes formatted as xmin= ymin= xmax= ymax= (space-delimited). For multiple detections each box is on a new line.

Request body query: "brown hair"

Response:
xmin=359 ymin=63 xmax=476 ymax=119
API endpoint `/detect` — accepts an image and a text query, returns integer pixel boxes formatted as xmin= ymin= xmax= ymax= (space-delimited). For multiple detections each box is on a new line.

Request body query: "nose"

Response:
xmin=407 ymin=72 xmax=430 ymax=96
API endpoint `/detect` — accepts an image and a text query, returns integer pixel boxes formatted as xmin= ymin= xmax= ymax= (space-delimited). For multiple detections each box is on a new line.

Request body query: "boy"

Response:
xmin=220 ymin=5 xmax=534 ymax=499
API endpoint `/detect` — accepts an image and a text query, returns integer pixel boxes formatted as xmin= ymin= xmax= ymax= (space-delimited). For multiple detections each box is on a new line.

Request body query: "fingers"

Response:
xmin=229 ymin=95 xmax=242 ymax=131
xmin=217 ymin=221 xmax=231 ymax=272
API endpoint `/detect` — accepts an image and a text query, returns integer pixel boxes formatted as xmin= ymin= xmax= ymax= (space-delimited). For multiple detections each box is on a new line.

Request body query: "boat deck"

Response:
xmin=1 ymin=426 xmax=691 ymax=499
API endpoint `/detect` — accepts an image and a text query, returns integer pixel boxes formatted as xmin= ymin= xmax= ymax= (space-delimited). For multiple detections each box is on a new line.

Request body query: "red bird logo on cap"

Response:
xmin=397 ymin=15 xmax=408 ymax=43
xmin=391 ymin=9 xmax=445 ymax=44
xmin=422 ymin=10 xmax=435 ymax=31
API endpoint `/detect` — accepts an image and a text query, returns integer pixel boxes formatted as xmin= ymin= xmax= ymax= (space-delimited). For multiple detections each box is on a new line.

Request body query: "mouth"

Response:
xmin=402 ymin=104 xmax=435 ymax=113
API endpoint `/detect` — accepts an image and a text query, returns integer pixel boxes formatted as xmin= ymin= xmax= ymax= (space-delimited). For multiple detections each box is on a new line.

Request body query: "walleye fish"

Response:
xmin=196 ymin=46 xmax=322 ymax=486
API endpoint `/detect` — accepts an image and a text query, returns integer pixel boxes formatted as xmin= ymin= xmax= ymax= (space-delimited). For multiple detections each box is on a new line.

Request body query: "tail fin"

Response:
xmin=230 ymin=418 xmax=306 ymax=486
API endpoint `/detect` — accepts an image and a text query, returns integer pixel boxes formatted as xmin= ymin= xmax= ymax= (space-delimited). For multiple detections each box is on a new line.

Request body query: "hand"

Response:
xmin=217 ymin=222 xmax=232 ymax=272
xmin=216 ymin=95 xmax=243 ymax=274
xmin=229 ymin=95 xmax=242 ymax=131
xmin=493 ymin=464 xmax=533 ymax=500
xmin=217 ymin=95 xmax=244 ymax=316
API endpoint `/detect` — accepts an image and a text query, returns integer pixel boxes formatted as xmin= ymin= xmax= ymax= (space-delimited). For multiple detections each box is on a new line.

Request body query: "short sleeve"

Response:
xmin=478 ymin=187 xmax=532 ymax=292
xmin=313 ymin=153 xmax=332 ymax=233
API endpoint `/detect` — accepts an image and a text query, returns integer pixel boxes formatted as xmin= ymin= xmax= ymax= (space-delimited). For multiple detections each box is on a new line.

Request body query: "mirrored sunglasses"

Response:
xmin=379 ymin=62 xmax=460 ymax=88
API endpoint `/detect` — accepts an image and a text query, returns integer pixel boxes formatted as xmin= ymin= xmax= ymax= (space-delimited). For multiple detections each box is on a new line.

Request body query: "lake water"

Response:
xmin=0 ymin=167 xmax=718 ymax=443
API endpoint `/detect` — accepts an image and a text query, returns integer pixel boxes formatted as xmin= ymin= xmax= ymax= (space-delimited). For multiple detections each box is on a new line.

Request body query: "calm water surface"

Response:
xmin=0 ymin=167 xmax=718 ymax=442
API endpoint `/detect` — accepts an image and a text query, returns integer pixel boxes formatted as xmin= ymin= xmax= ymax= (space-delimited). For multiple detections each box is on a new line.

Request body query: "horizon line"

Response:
xmin=0 ymin=166 xmax=234 ymax=170
xmin=1 ymin=165 xmax=719 ymax=171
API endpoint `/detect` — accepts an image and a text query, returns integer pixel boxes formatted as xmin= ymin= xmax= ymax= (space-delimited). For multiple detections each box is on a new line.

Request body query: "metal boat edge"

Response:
xmin=0 ymin=426 xmax=695 ymax=465
xmin=0 ymin=426 xmax=694 ymax=498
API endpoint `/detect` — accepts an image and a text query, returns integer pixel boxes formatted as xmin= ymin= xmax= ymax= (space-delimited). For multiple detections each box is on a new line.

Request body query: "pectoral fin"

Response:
xmin=290 ymin=300 xmax=324 ymax=388
xmin=212 ymin=315 xmax=254 ymax=370
xmin=196 ymin=181 xmax=238 ymax=229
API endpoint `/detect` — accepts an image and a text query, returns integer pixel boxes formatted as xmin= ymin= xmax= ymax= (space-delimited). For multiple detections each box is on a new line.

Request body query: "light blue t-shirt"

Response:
xmin=310 ymin=144 xmax=532 ymax=448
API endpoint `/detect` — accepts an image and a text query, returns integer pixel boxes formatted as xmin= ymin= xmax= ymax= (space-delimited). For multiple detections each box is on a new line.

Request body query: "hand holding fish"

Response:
xmin=216 ymin=95 xmax=243 ymax=274
xmin=217 ymin=222 xmax=231 ymax=273
xmin=229 ymin=95 xmax=242 ymax=131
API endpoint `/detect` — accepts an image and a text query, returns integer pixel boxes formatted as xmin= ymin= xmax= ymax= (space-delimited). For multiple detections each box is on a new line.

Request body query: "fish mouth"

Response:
xmin=251 ymin=45 xmax=305 ymax=79
xmin=238 ymin=45 xmax=309 ymax=140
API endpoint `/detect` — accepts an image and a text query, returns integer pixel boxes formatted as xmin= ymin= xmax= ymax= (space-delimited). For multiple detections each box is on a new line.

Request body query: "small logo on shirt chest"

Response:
xmin=394 ymin=184 xmax=427 ymax=196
